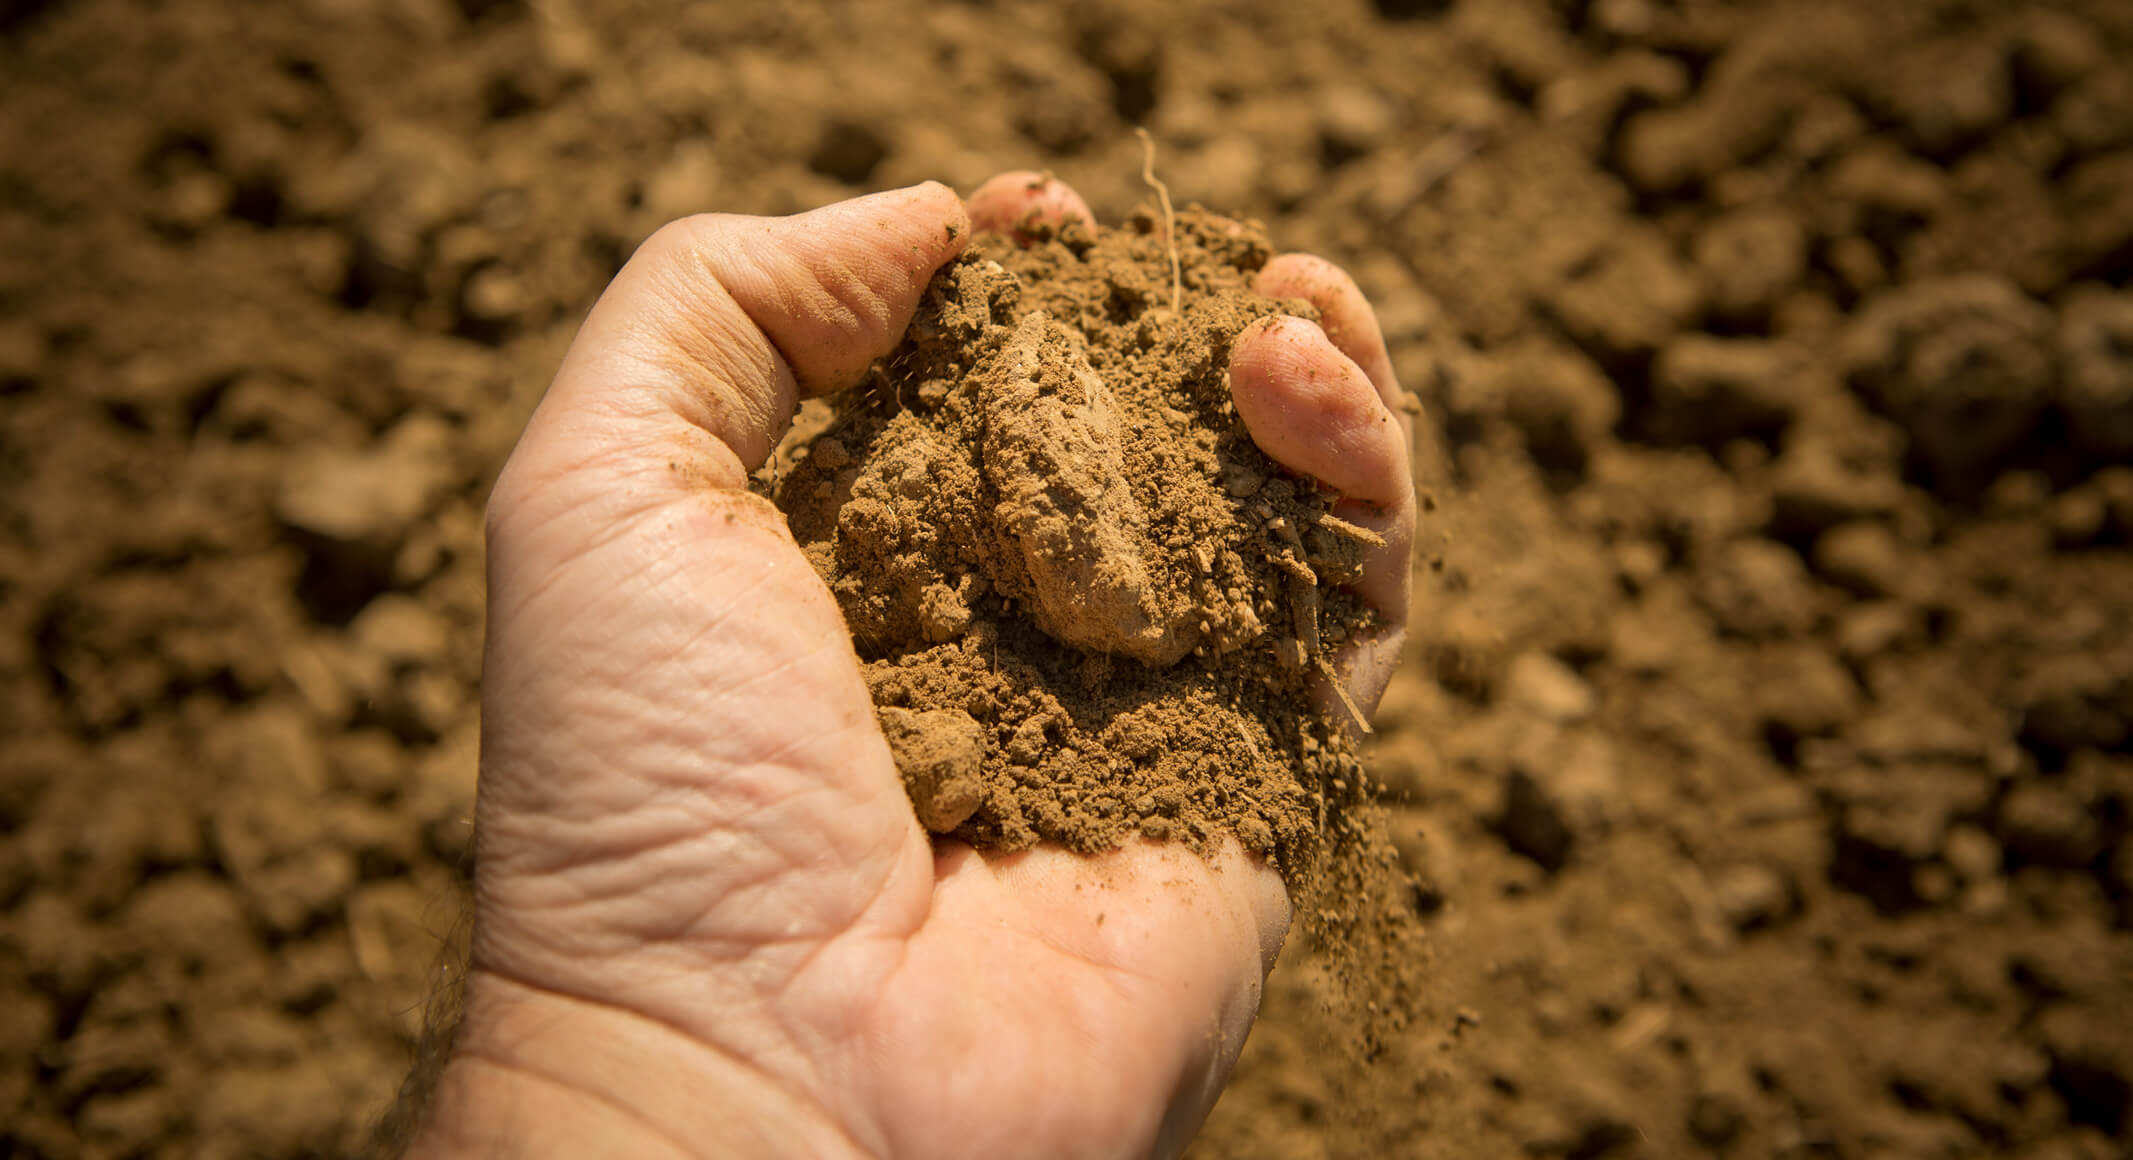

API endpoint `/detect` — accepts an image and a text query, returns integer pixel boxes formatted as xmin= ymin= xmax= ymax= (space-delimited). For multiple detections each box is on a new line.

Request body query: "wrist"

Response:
xmin=405 ymin=970 xmax=863 ymax=1160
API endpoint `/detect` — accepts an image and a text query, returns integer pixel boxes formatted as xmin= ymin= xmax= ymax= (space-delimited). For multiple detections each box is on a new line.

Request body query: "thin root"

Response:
xmin=1270 ymin=551 xmax=1318 ymax=585
xmin=1135 ymin=127 xmax=1182 ymax=316
xmin=1315 ymin=512 xmax=1387 ymax=550
xmin=1290 ymin=569 xmax=1322 ymax=658
xmin=1317 ymin=655 xmax=1374 ymax=735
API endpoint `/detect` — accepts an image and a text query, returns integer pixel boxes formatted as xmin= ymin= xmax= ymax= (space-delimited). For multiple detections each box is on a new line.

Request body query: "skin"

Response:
xmin=408 ymin=173 xmax=1416 ymax=1160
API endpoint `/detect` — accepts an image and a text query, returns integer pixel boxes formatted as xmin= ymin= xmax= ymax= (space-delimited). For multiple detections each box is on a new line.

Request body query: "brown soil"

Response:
xmin=4 ymin=1 xmax=2132 ymax=1158
xmin=773 ymin=213 xmax=1373 ymax=883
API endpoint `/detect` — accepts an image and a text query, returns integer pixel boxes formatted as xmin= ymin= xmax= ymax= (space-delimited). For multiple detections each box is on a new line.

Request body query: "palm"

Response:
xmin=479 ymin=477 xmax=1280 ymax=1157
xmin=418 ymin=177 xmax=1413 ymax=1159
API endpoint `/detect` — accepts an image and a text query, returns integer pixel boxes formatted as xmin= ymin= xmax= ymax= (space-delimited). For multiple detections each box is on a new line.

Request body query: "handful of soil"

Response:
xmin=771 ymin=207 xmax=1379 ymax=886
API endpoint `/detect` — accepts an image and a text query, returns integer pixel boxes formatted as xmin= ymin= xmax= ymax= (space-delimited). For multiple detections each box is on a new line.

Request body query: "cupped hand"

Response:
xmin=410 ymin=175 xmax=1414 ymax=1160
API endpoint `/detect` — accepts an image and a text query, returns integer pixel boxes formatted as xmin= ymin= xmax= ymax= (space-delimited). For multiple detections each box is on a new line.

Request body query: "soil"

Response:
xmin=3 ymin=0 xmax=2132 ymax=1158
xmin=773 ymin=213 xmax=1375 ymax=883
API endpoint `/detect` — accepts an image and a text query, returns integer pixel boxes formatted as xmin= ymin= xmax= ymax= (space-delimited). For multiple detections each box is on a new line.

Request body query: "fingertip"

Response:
xmin=810 ymin=180 xmax=972 ymax=286
xmin=902 ymin=178 xmax=965 ymax=208
xmin=967 ymin=171 xmax=1095 ymax=242
xmin=884 ymin=179 xmax=974 ymax=255
xmin=1255 ymin=254 xmax=1402 ymax=420
xmin=1228 ymin=314 xmax=1411 ymax=510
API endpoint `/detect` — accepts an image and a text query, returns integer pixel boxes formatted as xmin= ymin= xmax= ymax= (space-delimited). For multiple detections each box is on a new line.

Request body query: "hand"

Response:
xmin=409 ymin=175 xmax=1415 ymax=1159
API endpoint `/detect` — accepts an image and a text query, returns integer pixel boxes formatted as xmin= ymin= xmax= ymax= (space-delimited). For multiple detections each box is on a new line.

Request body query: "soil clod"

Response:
xmin=774 ymin=211 xmax=1380 ymax=887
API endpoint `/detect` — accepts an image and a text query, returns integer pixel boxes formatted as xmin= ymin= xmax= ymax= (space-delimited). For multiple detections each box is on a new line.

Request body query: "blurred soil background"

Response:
xmin=4 ymin=0 xmax=2132 ymax=1156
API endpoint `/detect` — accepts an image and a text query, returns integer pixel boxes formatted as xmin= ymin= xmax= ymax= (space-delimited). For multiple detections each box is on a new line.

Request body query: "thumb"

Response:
xmin=524 ymin=181 xmax=972 ymax=493
xmin=472 ymin=184 xmax=967 ymax=981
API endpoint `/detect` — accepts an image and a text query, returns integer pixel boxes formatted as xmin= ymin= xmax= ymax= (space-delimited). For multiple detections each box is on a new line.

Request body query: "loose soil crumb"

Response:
xmin=773 ymin=210 xmax=1378 ymax=888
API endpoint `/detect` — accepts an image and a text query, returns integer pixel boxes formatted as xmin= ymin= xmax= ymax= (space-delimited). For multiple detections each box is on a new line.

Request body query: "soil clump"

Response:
xmin=774 ymin=211 xmax=1377 ymax=885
